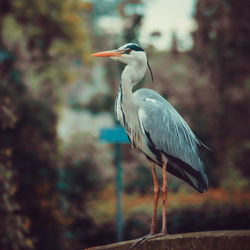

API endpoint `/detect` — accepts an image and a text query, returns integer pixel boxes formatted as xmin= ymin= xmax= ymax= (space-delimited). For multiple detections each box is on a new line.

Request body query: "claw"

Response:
xmin=129 ymin=232 xmax=167 ymax=248
xmin=129 ymin=234 xmax=152 ymax=249
xmin=138 ymin=235 xmax=152 ymax=246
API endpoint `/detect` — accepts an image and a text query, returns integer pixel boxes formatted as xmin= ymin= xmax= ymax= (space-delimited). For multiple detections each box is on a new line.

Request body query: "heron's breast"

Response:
xmin=115 ymin=102 xmax=123 ymax=124
xmin=114 ymin=92 xmax=125 ymax=126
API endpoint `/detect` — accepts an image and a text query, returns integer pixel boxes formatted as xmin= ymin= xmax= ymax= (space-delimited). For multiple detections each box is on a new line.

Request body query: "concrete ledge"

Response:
xmin=86 ymin=230 xmax=250 ymax=250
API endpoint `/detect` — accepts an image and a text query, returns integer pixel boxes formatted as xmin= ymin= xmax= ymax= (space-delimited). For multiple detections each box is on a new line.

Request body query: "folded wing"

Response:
xmin=135 ymin=88 xmax=208 ymax=193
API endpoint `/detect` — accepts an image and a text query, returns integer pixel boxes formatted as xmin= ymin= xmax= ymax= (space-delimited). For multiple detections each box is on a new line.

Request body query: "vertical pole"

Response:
xmin=114 ymin=143 xmax=124 ymax=242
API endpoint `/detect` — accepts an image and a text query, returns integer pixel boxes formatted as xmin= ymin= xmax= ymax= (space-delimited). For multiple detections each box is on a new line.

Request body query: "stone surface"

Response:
xmin=86 ymin=230 xmax=250 ymax=250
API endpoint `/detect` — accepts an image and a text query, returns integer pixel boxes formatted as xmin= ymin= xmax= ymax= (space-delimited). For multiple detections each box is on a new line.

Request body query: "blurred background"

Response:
xmin=0 ymin=0 xmax=250 ymax=249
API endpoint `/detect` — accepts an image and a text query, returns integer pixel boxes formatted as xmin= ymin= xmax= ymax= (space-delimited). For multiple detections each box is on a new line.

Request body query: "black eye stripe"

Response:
xmin=125 ymin=44 xmax=144 ymax=52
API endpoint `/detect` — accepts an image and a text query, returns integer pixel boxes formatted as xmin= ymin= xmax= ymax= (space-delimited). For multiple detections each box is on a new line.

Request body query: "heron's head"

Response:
xmin=92 ymin=43 xmax=154 ymax=81
xmin=92 ymin=43 xmax=146 ymax=64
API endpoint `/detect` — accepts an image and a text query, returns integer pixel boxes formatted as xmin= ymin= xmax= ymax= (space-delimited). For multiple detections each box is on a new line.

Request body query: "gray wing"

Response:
xmin=135 ymin=88 xmax=208 ymax=192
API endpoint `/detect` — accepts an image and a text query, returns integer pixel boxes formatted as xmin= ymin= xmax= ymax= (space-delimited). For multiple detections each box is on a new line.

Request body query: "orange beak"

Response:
xmin=92 ymin=49 xmax=124 ymax=57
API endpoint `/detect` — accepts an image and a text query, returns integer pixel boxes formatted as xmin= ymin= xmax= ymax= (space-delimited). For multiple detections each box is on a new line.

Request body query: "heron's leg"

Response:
xmin=161 ymin=156 xmax=168 ymax=234
xmin=129 ymin=160 xmax=161 ymax=249
xmin=129 ymin=156 xmax=168 ymax=249
xmin=148 ymin=160 xmax=160 ymax=234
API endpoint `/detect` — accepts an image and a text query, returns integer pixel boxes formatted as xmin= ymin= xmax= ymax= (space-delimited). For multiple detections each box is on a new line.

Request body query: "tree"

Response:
xmin=192 ymin=0 xmax=250 ymax=181
xmin=0 ymin=0 xmax=92 ymax=249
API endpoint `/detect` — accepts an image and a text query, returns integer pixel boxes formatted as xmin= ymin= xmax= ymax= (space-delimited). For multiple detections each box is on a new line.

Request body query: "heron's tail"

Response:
xmin=165 ymin=154 xmax=208 ymax=193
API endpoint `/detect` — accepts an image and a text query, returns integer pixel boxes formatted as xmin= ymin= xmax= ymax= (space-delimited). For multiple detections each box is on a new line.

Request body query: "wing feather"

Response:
xmin=135 ymin=88 xmax=208 ymax=192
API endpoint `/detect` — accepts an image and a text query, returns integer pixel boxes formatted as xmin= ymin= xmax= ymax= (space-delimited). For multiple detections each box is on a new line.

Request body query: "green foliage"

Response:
xmin=0 ymin=0 xmax=93 ymax=249
xmin=0 ymin=157 xmax=33 ymax=250
xmin=8 ymin=0 xmax=92 ymax=55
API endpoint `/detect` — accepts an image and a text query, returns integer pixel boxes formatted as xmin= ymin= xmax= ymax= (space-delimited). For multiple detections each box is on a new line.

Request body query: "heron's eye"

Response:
xmin=125 ymin=48 xmax=132 ymax=54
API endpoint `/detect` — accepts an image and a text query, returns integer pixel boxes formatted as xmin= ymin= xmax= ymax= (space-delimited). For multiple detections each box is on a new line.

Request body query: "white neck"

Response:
xmin=115 ymin=51 xmax=148 ymax=145
xmin=121 ymin=61 xmax=147 ymax=90
xmin=114 ymin=61 xmax=146 ymax=148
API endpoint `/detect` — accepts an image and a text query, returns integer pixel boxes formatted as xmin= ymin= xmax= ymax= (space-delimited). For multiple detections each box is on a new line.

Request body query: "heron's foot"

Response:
xmin=129 ymin=234 xmax=154 ymax=249
xmin=129 ymin=232 xmax=167 ymax=249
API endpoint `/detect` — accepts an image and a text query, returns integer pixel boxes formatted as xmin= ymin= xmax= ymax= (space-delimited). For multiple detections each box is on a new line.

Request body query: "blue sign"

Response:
xmin=99 ymin=125 xmax=129 ymax=241
xmin=99 ymin=126 xmax=130 ymax=144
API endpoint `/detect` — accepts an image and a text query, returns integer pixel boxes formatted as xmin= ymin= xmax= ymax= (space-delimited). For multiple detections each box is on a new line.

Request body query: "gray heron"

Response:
xmin=92 ymin=43 xmax=208 ymax=246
